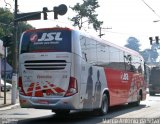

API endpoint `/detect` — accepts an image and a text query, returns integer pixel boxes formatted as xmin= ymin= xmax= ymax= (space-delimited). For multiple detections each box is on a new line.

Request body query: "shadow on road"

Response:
xmin=17 ymin=104 xmax=147 ymax=124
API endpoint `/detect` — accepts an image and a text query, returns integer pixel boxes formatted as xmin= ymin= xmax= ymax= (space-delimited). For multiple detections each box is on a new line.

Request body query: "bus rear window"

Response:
xmin=20 ymin=29 xmax=71 ymax=53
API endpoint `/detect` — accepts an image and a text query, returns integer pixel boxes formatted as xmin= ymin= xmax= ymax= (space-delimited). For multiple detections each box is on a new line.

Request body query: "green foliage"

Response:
xmin=70 ymin=0 xmax=103 ymax=30
xmin=0 ymin=7 xmax=34 ymax=66
xmin=17 ymin=22 xmax=34 ymax=40
xmin=140 ymin=49 xmax=150 ymax=62
xmin=0 ymin=8 xmax=13 ymax=36
xmin=125 ymin=37 xmax=141 ymax=52
xmin=141 ymin=48 xmax=158 ymax=63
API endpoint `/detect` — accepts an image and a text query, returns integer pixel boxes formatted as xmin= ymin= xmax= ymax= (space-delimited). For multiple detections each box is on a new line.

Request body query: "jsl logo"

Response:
xmin=38 ymin=32 xmax=63 ymax=41
xmin=121 ymin=73 xmax=129 ymax=81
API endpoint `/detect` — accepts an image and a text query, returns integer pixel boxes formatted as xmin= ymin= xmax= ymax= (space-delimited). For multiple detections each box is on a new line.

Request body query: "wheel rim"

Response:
xmin=102 ymin=96 xmax=108 ymax=113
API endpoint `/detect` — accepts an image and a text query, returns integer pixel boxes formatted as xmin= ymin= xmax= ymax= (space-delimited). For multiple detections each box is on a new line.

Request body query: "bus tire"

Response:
xmin=52 ymin=109 xmax=70 ymax=115
xmin=128 ymin=91 xmax=141 ymax=106
xmin=134 ymin=93 xmax=141 ymax=106
xmin=97 ymin=93 xmax=109 ymax=115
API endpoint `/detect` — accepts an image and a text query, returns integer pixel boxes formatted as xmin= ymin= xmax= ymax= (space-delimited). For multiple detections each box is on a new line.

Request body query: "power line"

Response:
xmin=102 ymin=30 xmax=151 ymax=38
xmin=3 ymin=0 xmax=12 ymax=9
xmin=141 ymin=0 xmax=160 ymax=19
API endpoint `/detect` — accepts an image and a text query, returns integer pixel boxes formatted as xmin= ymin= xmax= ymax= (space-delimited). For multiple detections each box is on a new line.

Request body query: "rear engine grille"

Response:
xmin=24 ymin=60 xmax=67 ymax=70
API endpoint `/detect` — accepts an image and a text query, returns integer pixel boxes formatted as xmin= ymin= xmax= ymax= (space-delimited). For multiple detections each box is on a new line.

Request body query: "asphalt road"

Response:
xmin=0 ymin=94 xmax=160 ymax=124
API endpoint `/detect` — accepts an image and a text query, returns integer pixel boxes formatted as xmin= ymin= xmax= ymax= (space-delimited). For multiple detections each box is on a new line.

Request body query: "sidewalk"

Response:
xmin=0 ymin=90 xmax=19 ymax=110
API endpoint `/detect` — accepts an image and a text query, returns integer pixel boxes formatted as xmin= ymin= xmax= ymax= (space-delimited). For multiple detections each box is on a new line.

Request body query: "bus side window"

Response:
xmin=80 ymin=36 xmax=97 ymax=65
xmin=138 ymin=65 xmax=142 ymax=73
xmin=97 ymin=43 xmax=110 ymax=66
xmin=82 ymin=52 xmax=87 ymax=62
xmin=124 ymin=54 xmax=136 ymax=72
xmin=108 ymin=47 xmax=120 ymax=70
xmin=80 ymin=36 xmax=88 ymax=62
xmin=130 ymin=65 xmax=135 ymax=72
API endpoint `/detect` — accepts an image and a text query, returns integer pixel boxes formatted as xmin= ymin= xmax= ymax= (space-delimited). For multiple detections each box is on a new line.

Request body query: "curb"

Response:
xmin=0 ymin=103 xmax=20 ymax=111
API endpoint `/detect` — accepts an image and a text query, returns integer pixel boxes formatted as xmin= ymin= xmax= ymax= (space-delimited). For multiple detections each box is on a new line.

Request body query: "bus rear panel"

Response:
xmin=19 ymin=28 xmax=79 ymax=110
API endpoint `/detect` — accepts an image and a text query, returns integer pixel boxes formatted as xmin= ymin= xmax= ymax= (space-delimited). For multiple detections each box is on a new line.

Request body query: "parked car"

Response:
xmin=0 ymin=79 xmax=12 ymax=92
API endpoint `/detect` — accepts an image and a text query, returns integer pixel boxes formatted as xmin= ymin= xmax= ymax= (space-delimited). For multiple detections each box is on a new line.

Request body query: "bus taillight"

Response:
xmin=65 ymin=77 xmax=78 ymax=97
xmin=18 ymin=77 xmax=22 ymax=88
xmin=18 ymin=77 xmax=26 ymax=95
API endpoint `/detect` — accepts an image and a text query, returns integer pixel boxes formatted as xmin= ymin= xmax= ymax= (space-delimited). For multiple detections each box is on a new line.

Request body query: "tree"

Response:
xmin=0 ymin=7 xmax=34 ymax=65
xmin=0 ymin=8 xmax=13 ymax=36
xmin=140 ymin=47 xmax=158 ymax=64
xmin=124 ymin=37 xmax=159 ymax=64
xmin=125 ymin=37 xmax=141 ymax=52
xmin=70 ymin=0 xmax=103 ymax=30
xmin=140 ymin=49 xmax=150 ymax=62
xmin=150 ymin=49 xmax=158 ymax=63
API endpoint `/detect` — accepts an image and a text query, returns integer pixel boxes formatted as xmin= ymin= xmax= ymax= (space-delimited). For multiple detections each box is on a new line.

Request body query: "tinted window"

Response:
xmin=80 ymin=36 xmax=97 ymax=64
xmin=21 ymin=29 xmax=71 ymax=53
xmin=97 ymin=43 xmax=110 ymax=65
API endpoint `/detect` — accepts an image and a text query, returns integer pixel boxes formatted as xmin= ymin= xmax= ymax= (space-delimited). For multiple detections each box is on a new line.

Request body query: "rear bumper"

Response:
xmin=19 ymin=93 xmax=79 ymax=110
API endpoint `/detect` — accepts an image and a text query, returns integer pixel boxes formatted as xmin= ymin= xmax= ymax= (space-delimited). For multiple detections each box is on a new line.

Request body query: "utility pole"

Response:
xmin=4 ymin=47 xmax=6 ymax=104
xmin=99 ymin=27 xmax=112 ymax=38
xmin=11 ymin=0 xmax=18 ymax=105
xmin=99 ymin=27 xmax=103 ymax=38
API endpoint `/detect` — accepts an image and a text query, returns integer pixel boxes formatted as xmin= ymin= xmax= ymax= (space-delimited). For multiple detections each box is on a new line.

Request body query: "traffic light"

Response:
xmin=155 ymin=36 xmax=159 ymax=44
xmin=1 ymin=36 xmax=13 ymax=47
xmin=149 ymin=37 xmax=153 ymax=45
xmin=43 ymin=7 xmax=48 ymax=20
xmin=54 ymin=4 xmax=68 ymax=19
xmin=15 ymin=12 xmax=41 ymax=22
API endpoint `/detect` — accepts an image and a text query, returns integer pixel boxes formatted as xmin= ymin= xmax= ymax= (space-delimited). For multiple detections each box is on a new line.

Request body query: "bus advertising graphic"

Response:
xmin=18 ymin=27 xmax=147 ymax=115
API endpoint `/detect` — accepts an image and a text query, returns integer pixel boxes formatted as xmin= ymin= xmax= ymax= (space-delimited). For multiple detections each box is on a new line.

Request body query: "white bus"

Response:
xmin=18 ymin=27 xmax=147 ymax=115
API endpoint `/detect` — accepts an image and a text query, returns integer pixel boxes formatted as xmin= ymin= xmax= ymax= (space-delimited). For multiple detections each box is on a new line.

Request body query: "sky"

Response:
xmin=1 ymin=0 xmax=160 ymax=51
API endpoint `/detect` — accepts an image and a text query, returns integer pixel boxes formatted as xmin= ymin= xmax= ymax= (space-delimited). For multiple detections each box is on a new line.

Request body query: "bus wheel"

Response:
xmin=52 ymin=109 xmax=70 ymax=115
xmin=134 ymin=92 xmax=141 ymax=106
xmin=128 ymin=92 xmax=141 ymax=106
xmin=97 ymin=94 xmax=109 ymax=115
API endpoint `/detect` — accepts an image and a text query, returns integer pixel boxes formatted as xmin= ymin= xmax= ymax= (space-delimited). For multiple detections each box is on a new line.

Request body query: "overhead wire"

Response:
xmin=141 ymin=0 xmax=160 ymax=19
xmin=100 ymin=29 xmax=151 ymax=38
xmin=3 ymin=0 xmax=12 ymax=9
xmin=100 ymin=0 xmax=160 ymax=38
